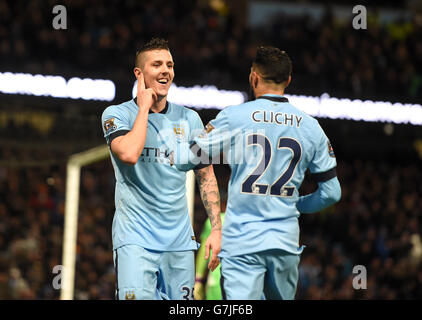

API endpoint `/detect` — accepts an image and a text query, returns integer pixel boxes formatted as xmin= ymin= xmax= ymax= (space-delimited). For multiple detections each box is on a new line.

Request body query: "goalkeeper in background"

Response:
xmin=195 ymin=212 xmax=226 ymax=300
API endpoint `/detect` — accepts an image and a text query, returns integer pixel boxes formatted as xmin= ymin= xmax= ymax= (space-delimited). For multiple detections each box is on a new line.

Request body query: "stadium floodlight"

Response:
xmin=0 ymin=71 xmax=116 ymax=101
xmin=132 ymin=81 xmax=247 ymax=109
xmin=286 ymin=93 xmax=422 ymax=125
xmin=61 ymin=145 xmax=196 ymax=300
xmin=132 ymin=80 xmax=422 ymax=126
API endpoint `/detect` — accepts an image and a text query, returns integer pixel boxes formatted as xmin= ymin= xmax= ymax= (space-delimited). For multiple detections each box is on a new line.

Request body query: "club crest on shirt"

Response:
xmin=125 ymin=290 xmax=135 ymax=300
xmin=104 ymin=118 xmax=117 ymax=134
xmin=173 ymin=123 xmax=185 ymax=137
xmin=327 ymin=141 xmax=335 ymax=158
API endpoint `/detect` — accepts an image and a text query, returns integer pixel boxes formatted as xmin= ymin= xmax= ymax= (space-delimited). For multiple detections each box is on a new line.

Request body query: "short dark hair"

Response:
xmin=135 ymin=37 xmax=169 ymax=67
xmin=253 ymin=46 xmax=292 ymax=84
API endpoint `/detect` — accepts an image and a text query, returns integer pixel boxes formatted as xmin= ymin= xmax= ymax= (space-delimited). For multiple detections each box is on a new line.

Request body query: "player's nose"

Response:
xmin=160 ymin=64 xmax=170 ymax=74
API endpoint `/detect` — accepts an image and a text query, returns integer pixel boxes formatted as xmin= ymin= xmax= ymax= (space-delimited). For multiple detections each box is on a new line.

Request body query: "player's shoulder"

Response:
xmin=102 ymin=99 xmax=135 ymax=119
xmin=213 ymin=100 xmax=256 ymax=120
xmin=169 ymin=102 xmax=201 ymax=121
xmin=285 ymin=101 xmax=320 ymax=126
xmin=169 ymin=101 xmax=198 ymax=114
xmin=224 ymin=100 xmax=257 ymax=112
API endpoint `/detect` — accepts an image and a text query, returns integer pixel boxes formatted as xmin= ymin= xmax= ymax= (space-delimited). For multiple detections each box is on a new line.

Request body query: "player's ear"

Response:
xmin=134 ymin=67 xmax=142 ymax=78
xmin=285 ymin=75 xmax=291 ymax=88
xmin=252 ymin=71 xmax=259 ymax=88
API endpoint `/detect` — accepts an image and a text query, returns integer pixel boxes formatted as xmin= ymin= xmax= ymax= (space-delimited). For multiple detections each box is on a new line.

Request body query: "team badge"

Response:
xmin=173 ymin=123 xmax=185 ymax=137
xmin=327 ymin=141 xmax=335 ymax=158
xmin=104 ymin=118 xmax=117 ymax=134
xmin=125 ymin=290 xmax=135 ymax=300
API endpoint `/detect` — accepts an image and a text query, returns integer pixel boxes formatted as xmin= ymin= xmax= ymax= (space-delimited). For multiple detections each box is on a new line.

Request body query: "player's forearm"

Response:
xmin=194 ymin=166 xmax=222 ymax=231
xmin=296 ymin=177 xmax=341 ymax=213
xmin=112 ymin=106 xmax=150 ymax=165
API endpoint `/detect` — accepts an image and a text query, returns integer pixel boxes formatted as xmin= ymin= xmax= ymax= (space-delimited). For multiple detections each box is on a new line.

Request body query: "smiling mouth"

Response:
xmin=157 ymin=79 xmax=169 ymax=84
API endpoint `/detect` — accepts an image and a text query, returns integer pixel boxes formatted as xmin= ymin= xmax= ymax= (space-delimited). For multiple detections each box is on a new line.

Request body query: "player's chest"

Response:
xmin=144 ymin=117 xmax=190 ymax=144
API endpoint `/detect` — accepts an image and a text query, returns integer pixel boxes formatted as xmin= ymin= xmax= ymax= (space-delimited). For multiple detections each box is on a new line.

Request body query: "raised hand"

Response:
xmin=136 ymin=70 xmax=157 ymax=110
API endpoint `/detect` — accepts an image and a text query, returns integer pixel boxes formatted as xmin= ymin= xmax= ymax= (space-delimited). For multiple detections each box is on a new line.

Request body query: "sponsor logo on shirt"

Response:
xmin=139 ymin=147 xmax=172 ymax=165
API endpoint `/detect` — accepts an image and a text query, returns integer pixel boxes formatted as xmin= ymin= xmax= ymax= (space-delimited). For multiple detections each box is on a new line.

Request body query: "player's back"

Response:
xmin=225 ymin=95 xmax=322 ymax=216
xmin=200 ymin=94 xmax=335 ymax=257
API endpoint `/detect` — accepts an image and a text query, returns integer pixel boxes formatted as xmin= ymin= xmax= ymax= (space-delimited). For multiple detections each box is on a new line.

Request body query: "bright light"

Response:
xmin=2 ymin=70 xmax=420 ymax=126
xmin=132 ymin=81 xmax=247 ymax=109
xmin=0 ymin=71 xmax=115 ymax=101
xmin=286 ymin=93 xmax=422 ymax=125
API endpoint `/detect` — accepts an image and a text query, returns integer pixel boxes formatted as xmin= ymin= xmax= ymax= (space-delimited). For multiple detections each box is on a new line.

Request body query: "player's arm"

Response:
xmin=110 ymin=72 xmax=157 ymax=165
xmin=297 ymin=124 xmax=341 ymax=213
xmin=174 ymin=110 xmax=232 ymax=170
xmin=296 ymin=173 xmax=341 ymax=213
xmin=194 ymin=165 xmax=222 ymax=272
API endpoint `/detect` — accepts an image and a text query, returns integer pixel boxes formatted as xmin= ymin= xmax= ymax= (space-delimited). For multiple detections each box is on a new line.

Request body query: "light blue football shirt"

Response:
xmin=191 ymin=94 xmax=337 ymax=257
xmin=101 ymin=99 xmax=204 ymax=251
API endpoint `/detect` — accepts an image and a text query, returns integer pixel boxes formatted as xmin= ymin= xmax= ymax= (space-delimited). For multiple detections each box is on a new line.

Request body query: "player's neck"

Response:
xmin=254 ymin=87 xmax=285 ymax=99
xmin=150 ymin=96 xmax=167 ymax=113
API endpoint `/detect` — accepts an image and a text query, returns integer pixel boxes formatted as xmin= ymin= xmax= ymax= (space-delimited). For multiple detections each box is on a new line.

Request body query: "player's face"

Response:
xmin=140 ymin=49 xmax=175 ymax=98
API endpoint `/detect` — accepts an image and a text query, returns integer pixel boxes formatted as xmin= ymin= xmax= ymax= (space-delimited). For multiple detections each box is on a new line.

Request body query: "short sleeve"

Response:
xmin=177 ymin=110 xmax=209 ymax=170
xmin=309 ymin=123 xmax=337 ymax=174
xmin=193 ymin=109 xmax=232 ymax=158
xmin=101 ymin=105 xmax=131 ymax=145
xmin=187 ymin=110 xmax=205 ymax=141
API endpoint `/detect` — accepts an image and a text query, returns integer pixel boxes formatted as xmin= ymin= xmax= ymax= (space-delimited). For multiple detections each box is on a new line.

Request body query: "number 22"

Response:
xmin=241 ymin=134 xmax=302 ymax=197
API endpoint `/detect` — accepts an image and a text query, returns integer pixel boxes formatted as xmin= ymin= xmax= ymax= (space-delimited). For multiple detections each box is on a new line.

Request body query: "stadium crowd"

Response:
xmin=0 ymin=0 xmax=421 ymax=102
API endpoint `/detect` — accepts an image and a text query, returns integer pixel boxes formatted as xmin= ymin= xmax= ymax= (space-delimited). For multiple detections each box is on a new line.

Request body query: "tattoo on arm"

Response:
xmin=194 ymin=166 xmax=222 ymax=231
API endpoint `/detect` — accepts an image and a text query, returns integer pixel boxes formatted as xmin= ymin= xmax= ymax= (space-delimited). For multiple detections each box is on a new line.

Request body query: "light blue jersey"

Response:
xmin=101 ymin=99 xmax=204 ymax=252
xmin=191 ymin=94 xmax=337 ymax=258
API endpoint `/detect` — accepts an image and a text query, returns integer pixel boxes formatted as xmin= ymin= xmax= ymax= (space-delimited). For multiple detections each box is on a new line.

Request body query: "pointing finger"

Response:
xmin=137 ymin=70 xmax=145 ymax=91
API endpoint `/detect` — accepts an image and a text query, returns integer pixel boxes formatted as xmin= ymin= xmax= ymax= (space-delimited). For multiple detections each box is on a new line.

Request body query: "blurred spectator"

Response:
xmin=0 ymin=0 xmax=420 ymax=102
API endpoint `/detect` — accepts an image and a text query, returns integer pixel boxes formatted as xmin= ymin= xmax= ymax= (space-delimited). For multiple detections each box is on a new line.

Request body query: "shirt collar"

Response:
xmin=133 ymin=98 xmax=169 ymax=114
xmin=256 ymin=94 xmax=289 ymax=103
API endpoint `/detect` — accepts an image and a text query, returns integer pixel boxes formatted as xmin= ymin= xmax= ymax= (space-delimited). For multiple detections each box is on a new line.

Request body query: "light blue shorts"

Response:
xmin=113 ymin=244 xmax=195 ymax=300
xmin=220 ymin=249 xmax=300 ymax=300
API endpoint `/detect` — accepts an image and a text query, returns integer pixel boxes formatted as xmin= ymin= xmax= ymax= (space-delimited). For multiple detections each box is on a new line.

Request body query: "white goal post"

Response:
xmin=60 ymin=145 xmax=196 ymax=300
